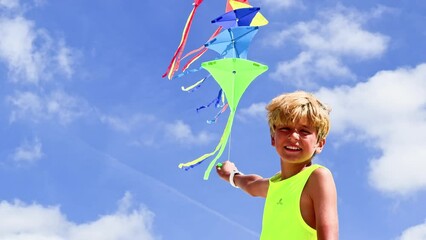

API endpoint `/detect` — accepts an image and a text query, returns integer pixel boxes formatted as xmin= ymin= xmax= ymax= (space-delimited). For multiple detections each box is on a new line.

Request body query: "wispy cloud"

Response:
xmin=100 ymin=113 xmax=161 ymax=147
xmin=0 ymin=0 xmax=19 ymax=9
xmin=11 ymin=137 xmax=43 ymax=164
xmin=56 ymin=39 xmax=74 ymax=79
xmin=267 ymin=6 xmax=390 ymax=88
xmin=316 ymin=63 xmax=426 ymax=195
xmin=165 ymin=120 xmax=216 ymax=146
xmin=7 ymin=90 xmax=91 ymax=125
xmin=237 ymin=102 xmax=267 ymax=122
xmin=100 ymin=113 xmax=217 ymax=147
xmin=262 ymin=0 xmax=302 ymax=10
xmin=1 ymin=0 xmax=80 ymax=126
xmin=0 ymin=14 xmax=74 ymax=84
xmin=0 ymin=193 xmax=158 ymax=240
xmin=100 ymin=113 xmax=156 ymax=133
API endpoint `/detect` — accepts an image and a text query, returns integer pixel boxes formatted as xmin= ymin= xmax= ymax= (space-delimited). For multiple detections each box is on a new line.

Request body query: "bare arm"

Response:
xmin=216 ymin=161 xmax=269 ymax=198
xmin=309 ymin=167 xmax=339 ymax=240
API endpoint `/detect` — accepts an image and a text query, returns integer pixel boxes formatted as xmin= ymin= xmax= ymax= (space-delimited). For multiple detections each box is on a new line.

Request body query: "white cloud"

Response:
xmin=398 ymin=221 xmax=426 ymax=240
xmin=273 ymin=51 xmax=355 ymax=88
xmin=268 ymin=6 xmax=389 ymax=88
xmin=237 ymin=102 xmax=267 ymax=121
xmin=316 ymin=63 xmax=426 ymax=195
xmin=12 ymin=137 xmax=43 ymax=164
xmin=0 ymin=5 xmax=74 ymax=84
xmin=7 ymin=90 xmax=90 ymax=125
xmin=165 ymin=120 xmax=215 ymax=146
xmin=0 ymin=193 xmax=158 ymax=240
xmin=0 ymin=16 xmax=42 ymax=83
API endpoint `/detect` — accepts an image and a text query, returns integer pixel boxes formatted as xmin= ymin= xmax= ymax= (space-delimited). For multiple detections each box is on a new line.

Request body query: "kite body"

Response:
xmin=204 ymin=26 xmax=259 ymax=59
xmin=212 ymin=7 xmax=268 ymax=29
xmin=202 ymin=58 xmax=267 ymax=112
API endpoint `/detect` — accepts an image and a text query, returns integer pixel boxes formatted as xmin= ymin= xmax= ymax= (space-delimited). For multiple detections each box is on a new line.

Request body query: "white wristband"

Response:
xmin=229 ymin=170 xmax=243 ymax=188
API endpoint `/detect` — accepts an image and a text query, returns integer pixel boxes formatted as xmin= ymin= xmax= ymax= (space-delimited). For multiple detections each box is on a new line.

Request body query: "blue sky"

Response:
xmin=0 ymin=0 xmax=426 ymax=239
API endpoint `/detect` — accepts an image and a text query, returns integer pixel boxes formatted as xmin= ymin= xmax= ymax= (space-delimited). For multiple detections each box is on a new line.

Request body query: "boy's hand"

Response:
xmin=216 ymin=160 xmax=268 ymax=197
xmin=216 ymin=160 xmax=239 ymax=183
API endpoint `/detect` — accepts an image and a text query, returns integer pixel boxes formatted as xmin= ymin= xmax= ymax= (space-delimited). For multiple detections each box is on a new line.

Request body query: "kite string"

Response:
xmin=227 ymin=70 xmax=236 ymax=161
xmin=227 ymin=131 xmax=232 ymax=161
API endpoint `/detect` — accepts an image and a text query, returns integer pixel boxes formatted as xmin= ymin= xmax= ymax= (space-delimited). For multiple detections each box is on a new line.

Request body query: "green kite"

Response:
xmin=178 ymin=58 xmax=268 ymax=179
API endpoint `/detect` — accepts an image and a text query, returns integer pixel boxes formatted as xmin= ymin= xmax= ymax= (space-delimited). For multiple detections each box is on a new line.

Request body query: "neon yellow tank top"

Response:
xmin=260 ymin=164 xmax=322 ymax=240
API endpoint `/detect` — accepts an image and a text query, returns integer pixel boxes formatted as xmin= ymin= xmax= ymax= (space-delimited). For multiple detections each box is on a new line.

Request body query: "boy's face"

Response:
xmin=271 ymin=117 xmax=325 ymax=164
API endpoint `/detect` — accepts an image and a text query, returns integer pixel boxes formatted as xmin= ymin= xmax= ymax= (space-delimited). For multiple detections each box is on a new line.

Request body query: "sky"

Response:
xmin=0 ymin=0 xmax=426 ymax=239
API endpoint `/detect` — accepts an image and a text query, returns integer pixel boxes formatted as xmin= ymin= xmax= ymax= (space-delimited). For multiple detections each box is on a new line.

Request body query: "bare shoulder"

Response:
xmin=306 ymin=167 xmax=336 ymax=197
xmin=311 ymin=167 xmax=334 ymax=182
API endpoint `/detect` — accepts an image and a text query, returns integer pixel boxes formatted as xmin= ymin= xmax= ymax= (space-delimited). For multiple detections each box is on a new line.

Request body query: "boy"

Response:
xmin=216 ymin=91 xmax=338 ymax=240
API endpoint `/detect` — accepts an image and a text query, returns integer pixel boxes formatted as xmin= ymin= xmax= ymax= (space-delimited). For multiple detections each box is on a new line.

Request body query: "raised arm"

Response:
xmin=216 ymin=161 xmax=269 ymax=198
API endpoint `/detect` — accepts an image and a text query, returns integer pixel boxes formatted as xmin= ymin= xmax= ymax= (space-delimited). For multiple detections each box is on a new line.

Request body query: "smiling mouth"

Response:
xmin=285 ymin=146 xmax=301 ymax=151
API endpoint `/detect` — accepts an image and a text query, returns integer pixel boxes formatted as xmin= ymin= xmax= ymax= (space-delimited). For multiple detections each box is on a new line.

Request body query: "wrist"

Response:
xmin=229 ymin=170 xmax=243 ymax=188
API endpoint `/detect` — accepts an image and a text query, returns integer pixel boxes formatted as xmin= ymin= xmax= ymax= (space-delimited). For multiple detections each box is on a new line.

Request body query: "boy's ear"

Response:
xmin=315 ymin=138 xmax=326 ymax=153
xmin=271 ymin=135 xmax=275 ymax=146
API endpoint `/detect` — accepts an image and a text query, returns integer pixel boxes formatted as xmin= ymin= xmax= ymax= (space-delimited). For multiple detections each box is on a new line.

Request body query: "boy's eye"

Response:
xmin=300 ymin=130 xmax=312 ymax=135
xmin=277 ymin=127 xmax=313 ymax=136
xmin=279 ymin=127 xmax=290 ymax=132
xmin=301 ymin=128 xmax=311 ymax=133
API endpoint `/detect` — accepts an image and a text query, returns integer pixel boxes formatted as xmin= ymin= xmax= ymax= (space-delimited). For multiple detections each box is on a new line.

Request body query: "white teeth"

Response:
xmin=285 ymin=146 xmax=300 ymax=150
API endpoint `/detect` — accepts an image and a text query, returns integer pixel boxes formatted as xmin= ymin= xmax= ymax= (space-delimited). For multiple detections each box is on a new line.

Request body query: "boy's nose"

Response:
xmin=288 ymin=130 xmax=300 ymax=140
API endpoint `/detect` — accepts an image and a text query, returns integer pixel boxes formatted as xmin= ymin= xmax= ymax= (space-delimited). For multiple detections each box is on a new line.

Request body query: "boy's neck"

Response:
xmin=280 ymin=161 xmax=312 ymax=180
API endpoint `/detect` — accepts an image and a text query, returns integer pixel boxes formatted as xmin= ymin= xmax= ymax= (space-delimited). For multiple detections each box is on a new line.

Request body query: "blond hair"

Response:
xmin=266 ymin=91 xmax=331 ymax=141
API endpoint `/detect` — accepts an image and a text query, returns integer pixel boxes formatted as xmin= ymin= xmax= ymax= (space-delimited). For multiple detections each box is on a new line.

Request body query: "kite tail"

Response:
xmin=196 ymin=89 xmax=223 ymax=112
xmin=207 ymin=103 xmax=228 ymax=124
xmin=181 ymin=27 xmax=223 ymax=72
xmin=181 ymin=45 xmax=206 ymax=62
xmin=162 ymin=0 xmax=203 ymax=80
xmin=203 ymin=111 xmax=235 ymax=180
xmin=182 ymin=48 xmax=208 ymax=72
xmin=173 ymin=66 xmax=203 ymax=80
xmin=181 ymin=75 xmax=209 ymax=92
xmin=177 ymin=111 xmax=235 ymax=178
